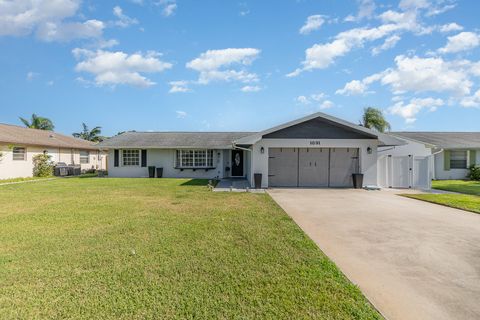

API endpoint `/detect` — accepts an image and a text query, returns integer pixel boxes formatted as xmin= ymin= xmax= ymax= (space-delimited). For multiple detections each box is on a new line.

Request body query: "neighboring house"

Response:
xmin=0 ymin=123 xmax=106 ymax=179
xmin=98 ymin=112 xmax=405 ymax=188
xmin=391 ymin=132 xmax=480 ymax=180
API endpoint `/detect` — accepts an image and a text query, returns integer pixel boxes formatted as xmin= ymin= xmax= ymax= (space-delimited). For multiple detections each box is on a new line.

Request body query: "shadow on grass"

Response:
xmin=180 ymin=179 xmax=210 ymax=186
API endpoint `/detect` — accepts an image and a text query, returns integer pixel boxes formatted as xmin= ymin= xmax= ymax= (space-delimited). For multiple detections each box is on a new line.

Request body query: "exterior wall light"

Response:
xmin=367 ymin=147 xmax=372 ymax=154
xmin=260 ymin=147 xmax=265 ymax=154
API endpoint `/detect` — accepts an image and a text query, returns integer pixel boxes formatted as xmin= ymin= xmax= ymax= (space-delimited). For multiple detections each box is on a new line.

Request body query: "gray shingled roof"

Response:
xmin=97 ymin=132 xmax=255 ymax=149
xmin=0 ymin=123 xmax=100 ymax=150
xmin=392 ymin=132 xmax=480 ymax=149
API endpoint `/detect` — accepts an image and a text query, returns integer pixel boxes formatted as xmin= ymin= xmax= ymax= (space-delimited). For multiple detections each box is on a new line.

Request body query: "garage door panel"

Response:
xmin=298 ymin=148 xmax=329 ymax=187
xmin=329 ymin=148 xmax=359 ymax=187
xmin=268 ymin=148 xmax=298 ymax=187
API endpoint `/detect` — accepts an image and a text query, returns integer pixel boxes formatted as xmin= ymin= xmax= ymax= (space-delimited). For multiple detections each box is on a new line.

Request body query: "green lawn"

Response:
xmin=403 ymin=193 xmax=480 ymax=214
xmin=0 ymin=176 xmax=54 ymax=184
xmin=0 ymin=178 xmax=380 ymax=319
xmin=432 ymin=180 xmax=480 ymax=196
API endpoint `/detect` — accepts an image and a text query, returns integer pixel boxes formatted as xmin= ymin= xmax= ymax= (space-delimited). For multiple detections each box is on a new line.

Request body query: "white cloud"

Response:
xmin=36 ymin=19 xmax=104 ymax=42
xmin=439 ymin=23 xmax=463 ymax=33
xmin=320 ymin=100 xmax=334 ymax=109
xmin=438 ymin=32 xmax=480 ymax=54
xmin=26 ymin=72 xmax=39 ymax=81
xmin=0 ymin=0 xmax=105 ymax=42
xmin=186 ymin=48 xmax=260 ymax=84
xmin=341 ymin=55 xmax=475 ymax=96
xmin=156 ymin=0 xmax=177 ymax=17
xmin=460 ymin=89 xmax=480 ymax=108
xmin=169 ymin=80 xmax=190 ymax=93
xmin=399 ymin=0 xmax=430 ymax=10
xmin=345 ymin=0 xmax=376 ymax=22
xmin=176 ymin=110 xmax=187 ymax=118
xmin=336 ymin=80 xmax=368 ymax=95
xmin=72 ymin=49 xmax=172 ymax=87
xmin=299 ymin=15 xmax=325 ymax=35
xmin=113 ymin=6 xmax=138 ymax=28
xmin=371 ymin=35 xmax=401 ymax=55
xmin=296 ymin=95 xmax=310 ymax=104
xmin=389 ymin=97 xmax=443 ymax=123
xmin=241 ymin=85 xmax=261 ymax=92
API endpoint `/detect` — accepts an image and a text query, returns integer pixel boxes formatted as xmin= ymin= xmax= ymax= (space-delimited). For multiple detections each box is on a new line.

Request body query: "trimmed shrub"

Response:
xmin=33 ymin=154 xmax=53 ymax=177
xmin=468 ymin=165 xmax=480 ymax=181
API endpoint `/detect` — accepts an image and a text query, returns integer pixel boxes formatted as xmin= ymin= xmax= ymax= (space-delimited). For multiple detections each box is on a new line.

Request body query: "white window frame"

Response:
xmin=12 ymin=147 xmax=26 ymax=161
xmin=79 ymin=150 xmax=90 ymax=164
xmin=450 ymin=150 xmax=467 ymax=169
xmin=176 ymin=149 xmax=214 ymax=168
xmin=122 ymin=149 xmax=140 ymax=167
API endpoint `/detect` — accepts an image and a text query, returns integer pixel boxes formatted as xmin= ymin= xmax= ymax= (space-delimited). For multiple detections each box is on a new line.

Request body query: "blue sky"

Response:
xmin=1 ymin=0 xmax=479 ymax=136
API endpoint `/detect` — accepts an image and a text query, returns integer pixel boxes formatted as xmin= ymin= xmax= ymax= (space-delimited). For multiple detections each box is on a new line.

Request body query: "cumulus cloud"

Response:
xmin=336 ymin=73 xmax=383 ymax=95
xmin=157 ymin=0 xmax=177 ymax=17
xmin=26 ymin=72 xmax=39 ymax=81
xmin=344 ymin=0 xmax=376 ymax=22
xmin=439 ymin=23 xmax=463 ymax=33
xmin=320 ymin=100 xmax=334 ymax=109
xmin=186 ymin=48 xmax=260 ymax=84
xmin=113 ymin=6 xmax=138 ymax=28
xmin=295 ymin=93 xmax=333 ymax=109
xmin=389 ymin=97 xmax=444 ymax=123
xmin=371 ymin=35 xmax=401 ymax=55
xmin=438 ymin=32 xmax=480 ymax=54
xmin=338 ymin=55 xmax=476 ymax=97
xmin=169 ymin=80 xmax=190 ymax=93
xmin=72 ymin=49 xmax=172 ymax=87
xmin=241 ymin=85 xmax=261 ymax=92
xmin=460 ymin=89 xmax=480 ymax=108
xmin=0 ymin=0 xmax=105 ymax=42
xmin=299 ymin=15 xmax=325 ymax=35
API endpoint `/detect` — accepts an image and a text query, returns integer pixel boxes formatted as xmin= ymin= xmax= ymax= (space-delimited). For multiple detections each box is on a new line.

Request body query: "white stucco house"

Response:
xmin=99 ymin=112 xmax=408 ymax=188
xmin=0 ymin=123 xmax=106 ymax=180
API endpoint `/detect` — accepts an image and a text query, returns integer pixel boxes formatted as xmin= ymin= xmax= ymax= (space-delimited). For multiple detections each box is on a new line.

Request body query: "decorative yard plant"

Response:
xmin=468 ymin=165 xmax=480 ymax=181
xmin=32 ymin=153 xmax=53 ymax=177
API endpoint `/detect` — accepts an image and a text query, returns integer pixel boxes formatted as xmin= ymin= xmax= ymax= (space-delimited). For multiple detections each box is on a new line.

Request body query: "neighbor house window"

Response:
xmin=122 ymin=149 xmax=140 ymax=166
xmin=12 ymin=147 xmax=26 ymax=161
xmin=176 ymin=149 xmax=214 ymax=168
xmin=79 ymin=150 xmax=90 ymax=164
xmin=450 ymin=150 xmax=467 ymax=169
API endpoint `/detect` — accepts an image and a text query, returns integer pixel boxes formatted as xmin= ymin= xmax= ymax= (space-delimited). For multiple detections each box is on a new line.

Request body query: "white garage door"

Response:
xmin=268 ymin=148 xmax=359 ymax=188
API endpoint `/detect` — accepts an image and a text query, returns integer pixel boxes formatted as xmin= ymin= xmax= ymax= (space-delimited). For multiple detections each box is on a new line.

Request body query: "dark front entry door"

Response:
xmin=231 ymin=150 xmax=244 ymax=177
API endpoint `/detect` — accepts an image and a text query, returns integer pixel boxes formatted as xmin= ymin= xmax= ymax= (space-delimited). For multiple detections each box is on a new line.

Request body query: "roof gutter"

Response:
xmin=232 ymin=142 xmax=252 ymax=152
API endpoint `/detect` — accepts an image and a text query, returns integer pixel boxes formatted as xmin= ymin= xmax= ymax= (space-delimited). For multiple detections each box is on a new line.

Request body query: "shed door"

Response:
xmin=413 ymin=157 xmax=429 ymax=189
xmin=329 ymin=148 xmax=359 ymax=187
xmin=298 ymin=148 xmax=329 ymax=187
xmin=392 ymin=156 xmax=411 ymax=188
xmin=268 ymin=148 xmax=298 ymax=187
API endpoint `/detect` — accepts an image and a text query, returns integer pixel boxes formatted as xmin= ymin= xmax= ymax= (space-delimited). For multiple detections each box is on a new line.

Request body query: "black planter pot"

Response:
xmin=352 ymin=173 xmax=364 ymax=189
xmin=148 ymin=166 xmax=155 ymax=178
xmin=156 ymin=167 xmax=163 ymax=178
xmin=254 ymin=173 xmax=262 ymax=189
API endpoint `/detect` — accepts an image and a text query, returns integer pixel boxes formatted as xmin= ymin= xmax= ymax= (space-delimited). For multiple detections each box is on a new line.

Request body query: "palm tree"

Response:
xmin=361 ymin=107 xmax=391 ymax=133
xmin=73 ymin=123 xmax=103 ymax=142
xmin=19 ymin=114 xmax=55 ymax=131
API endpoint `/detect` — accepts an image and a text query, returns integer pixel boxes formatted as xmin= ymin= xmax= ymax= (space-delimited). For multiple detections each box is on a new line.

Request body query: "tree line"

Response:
xmin=18 ymin=114 xmax=104 ymax=142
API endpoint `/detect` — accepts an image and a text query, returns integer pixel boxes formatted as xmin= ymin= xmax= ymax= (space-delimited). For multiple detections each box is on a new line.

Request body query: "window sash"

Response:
xmin=79 ymin=151 xmax=90 ymax=164
xmin=450 ymin=151 xmax=467 ymax=169
xmin=122 ymin=149 xmax=140 ymax=166
xmin=12 ymin=147 xmax=26 ymax=161
xmin=176 ymin=149 xmax=214 ymax=168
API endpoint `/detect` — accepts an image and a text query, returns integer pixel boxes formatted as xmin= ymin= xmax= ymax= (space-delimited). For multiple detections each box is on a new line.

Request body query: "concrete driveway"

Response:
xmin=268 ymin=188 xmax=480 ymax=320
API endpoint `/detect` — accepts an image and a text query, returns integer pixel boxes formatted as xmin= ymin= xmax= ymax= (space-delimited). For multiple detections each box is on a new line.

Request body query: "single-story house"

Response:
xmin=390 ymin=132 xmax=480 ymax=180
xmin=98 ymin=112 xmax=406 ymax=188
xmin=0 ymin=123 xmax=106 ymax=180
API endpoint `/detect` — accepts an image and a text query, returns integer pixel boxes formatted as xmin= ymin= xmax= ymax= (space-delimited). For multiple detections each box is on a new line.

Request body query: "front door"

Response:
xmin=231 ymin=150 xmax=244 ymax=177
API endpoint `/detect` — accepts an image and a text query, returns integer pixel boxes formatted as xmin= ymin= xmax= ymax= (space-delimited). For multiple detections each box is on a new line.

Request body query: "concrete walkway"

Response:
xmin=269 ymin=188 xmax=480 ymax=320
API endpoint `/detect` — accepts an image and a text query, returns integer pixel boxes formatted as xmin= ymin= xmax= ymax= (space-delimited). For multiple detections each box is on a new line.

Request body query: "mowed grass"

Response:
xmin=0 ymin=176 xmax=54 ymax=184
xmin=403 ymin=194 xmax=480 ymax=214
xmin=0 ymin=178 xmax=381 ymax=320
xmin=432 ymin=180 xmax=480 ymax=196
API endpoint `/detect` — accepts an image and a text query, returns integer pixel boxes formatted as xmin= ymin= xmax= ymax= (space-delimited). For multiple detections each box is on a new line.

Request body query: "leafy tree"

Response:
xmin=19 ymin=114 xmax=55 ymax=131
xmin=361 ymin=107 xmax=391 ymax=133
xmin=73 ymin=123 xmax=103 ymax=142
